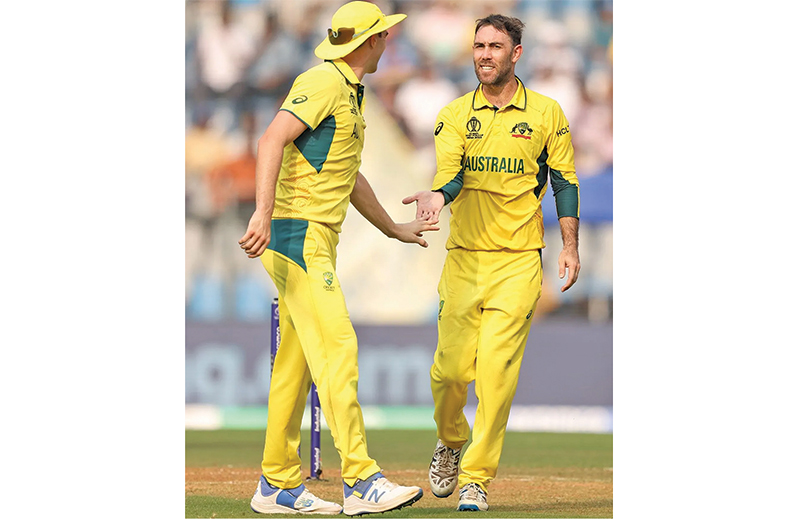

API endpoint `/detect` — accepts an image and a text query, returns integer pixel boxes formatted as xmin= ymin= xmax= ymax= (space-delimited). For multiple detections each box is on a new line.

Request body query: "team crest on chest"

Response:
xmin=511 ymin=122 xmax=533 ymax=139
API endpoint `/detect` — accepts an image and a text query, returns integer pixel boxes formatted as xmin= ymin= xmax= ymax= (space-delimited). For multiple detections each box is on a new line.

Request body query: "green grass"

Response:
xmin=186 ymin=429 xmax=612 ymax=518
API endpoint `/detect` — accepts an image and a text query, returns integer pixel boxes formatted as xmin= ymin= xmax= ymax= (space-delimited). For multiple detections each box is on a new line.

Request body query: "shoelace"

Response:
xmin=461 ymin=484 xmax=486 ymax=502
xmin=373 ymin=477 xmax=397 ymax=490
xmin=433 ymin=445 xmax=459 ymax=476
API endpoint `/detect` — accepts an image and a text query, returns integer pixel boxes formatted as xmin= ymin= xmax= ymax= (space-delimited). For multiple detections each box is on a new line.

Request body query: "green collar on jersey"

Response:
xmin=472 ymin=76 xmax=527 ymax=111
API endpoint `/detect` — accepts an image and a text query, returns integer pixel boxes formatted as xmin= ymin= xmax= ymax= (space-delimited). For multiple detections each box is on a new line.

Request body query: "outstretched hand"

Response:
xmin=393 ymin=217 xmax=440 ymax=248
xmin=402 ymin=191 xmax=445 ymax=224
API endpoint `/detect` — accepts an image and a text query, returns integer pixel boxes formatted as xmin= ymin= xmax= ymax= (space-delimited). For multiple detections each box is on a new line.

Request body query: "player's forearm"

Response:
xmin=350 ymin=172 xmax=397 ymax=238
xmin=253 ymin=133 xmax=285 ymax=217
xmin=431 ymin=170 xmax=463 ymax=204
xmin=559 ymin=216 xmax=579 ymax=251
xmin=252 ymin=111 xmax=309 ymax=217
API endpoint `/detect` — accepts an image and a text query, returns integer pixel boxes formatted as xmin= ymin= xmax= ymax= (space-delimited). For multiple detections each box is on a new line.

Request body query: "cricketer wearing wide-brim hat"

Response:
xmin=238 ymin=0 xmax=434 ymax=518
xmin=314 ymin=1 xmax=406 ymax=60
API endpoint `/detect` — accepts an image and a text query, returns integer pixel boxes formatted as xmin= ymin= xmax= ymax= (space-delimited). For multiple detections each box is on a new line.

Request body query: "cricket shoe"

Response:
xmin=342 ymin=472 xmax=423 ymax=516
xmin=457 ymin=482 xmax=488 ymax=511
xmin=250 ymin=475 xmax=342 ymax=515
xmin=429 ymin=440 xmax=462 ymax=497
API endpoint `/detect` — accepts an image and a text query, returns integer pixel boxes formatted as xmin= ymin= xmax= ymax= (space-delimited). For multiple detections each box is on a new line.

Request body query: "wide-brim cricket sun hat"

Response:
xmin=314 ymin=1 xmax=406 ymax=60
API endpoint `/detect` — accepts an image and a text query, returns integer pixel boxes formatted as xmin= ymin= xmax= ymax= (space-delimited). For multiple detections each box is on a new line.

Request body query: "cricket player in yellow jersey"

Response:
xmin=403 ymin=14 xmax=581 ymax=512
xmin=238 ymin=2 xmax=434 ymax=516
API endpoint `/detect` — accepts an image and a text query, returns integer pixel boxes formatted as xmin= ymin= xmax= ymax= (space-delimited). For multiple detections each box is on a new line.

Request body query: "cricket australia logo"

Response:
xmin=465 ymin=117 xmax=483 ymax=140
xmin=511 ymin=122 xmax=533 ymax=139
xmin=348 ymin=92 xmax=359 ymax=115
xmin=438 ymin=299 xmax=444 ymax=321
xmin=323 ymin=271 xmax=335 ymax=291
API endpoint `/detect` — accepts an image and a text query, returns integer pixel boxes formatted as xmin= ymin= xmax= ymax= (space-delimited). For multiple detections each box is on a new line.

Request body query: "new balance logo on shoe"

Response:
xmin=250 ymin=476 xmax=342 ymax=515
xmin=296 ymin=497 xmax=314 ymax=508
xmin=368 ymin=488 xmax=386 ymax=503
xmin=343 ymin=472 xmax=423 ymax=516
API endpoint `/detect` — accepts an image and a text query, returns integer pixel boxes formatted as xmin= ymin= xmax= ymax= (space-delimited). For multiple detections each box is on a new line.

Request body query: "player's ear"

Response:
xmin=512 ymin=44 xmax=523 ymax=63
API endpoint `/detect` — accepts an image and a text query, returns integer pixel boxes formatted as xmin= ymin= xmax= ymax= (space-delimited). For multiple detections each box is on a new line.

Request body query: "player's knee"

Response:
xmin=431 ymin=363 xmax=472 ymax=387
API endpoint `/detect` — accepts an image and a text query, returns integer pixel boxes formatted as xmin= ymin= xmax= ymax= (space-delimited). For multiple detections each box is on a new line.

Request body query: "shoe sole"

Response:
xmin=429 ymin=468 xmax=457 ymax=498
xmin=344 ymin=488 xmax=424 ymax=517
xmin=251 ymin=499 xmax=342 ymax=515
xmin=429 ymin=449 xmax=461 ymax=500
xmin=457 ymin=504 xmax=487 ymax=511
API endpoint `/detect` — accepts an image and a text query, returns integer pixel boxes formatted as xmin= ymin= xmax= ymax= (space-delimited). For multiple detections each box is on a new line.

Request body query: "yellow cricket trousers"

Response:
xmin=259 ymin=218 xmax=380 ymax=488
xmin=431 ymin=247 xmax=543 ymax=491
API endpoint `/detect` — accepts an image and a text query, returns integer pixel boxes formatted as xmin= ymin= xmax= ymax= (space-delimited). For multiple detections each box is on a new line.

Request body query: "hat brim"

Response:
xmin=314 ymin=13 xmax=406 ymax=60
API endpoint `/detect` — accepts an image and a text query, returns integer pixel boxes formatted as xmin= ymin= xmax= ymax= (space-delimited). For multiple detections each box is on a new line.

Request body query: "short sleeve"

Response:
xmin=279 ymin=69 xmax=339 ymax=131
xmin=545 ymin=101 xmax=575 ymax=173
xmin=431 ymin=103 xmax=466 ymax=202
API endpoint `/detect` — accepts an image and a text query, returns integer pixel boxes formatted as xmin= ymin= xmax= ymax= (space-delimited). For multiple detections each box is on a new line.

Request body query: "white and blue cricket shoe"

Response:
xmin=250 ymin=475 xmax=342 ymax=515
xmin=342 ymin=472 xmax=423 ymax=516
xmin=457 ymin=482 xmax=488 ymax=511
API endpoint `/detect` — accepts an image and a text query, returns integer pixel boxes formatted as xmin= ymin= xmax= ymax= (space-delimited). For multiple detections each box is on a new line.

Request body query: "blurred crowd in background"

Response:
xmin=185 ymin=0 xmax=613 ymax=325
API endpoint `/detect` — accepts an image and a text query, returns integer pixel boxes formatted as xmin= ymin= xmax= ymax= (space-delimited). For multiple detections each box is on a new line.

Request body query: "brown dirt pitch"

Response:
xmin=186 ymin=466 xmax=612 ymax=518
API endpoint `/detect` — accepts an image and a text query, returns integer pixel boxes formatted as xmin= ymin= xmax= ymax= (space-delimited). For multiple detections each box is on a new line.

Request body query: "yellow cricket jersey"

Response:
xmin=273 ymin=59 xmax=367 ymax=233
xmin=432 ymin=77 xmax=580 ymax=252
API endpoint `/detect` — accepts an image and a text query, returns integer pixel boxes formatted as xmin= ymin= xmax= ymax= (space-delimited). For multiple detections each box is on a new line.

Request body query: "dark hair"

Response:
xmin=474 ymin=14 xmax=525 ymax=47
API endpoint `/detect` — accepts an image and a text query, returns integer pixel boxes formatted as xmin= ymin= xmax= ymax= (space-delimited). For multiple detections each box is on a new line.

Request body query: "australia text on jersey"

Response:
xmin=463 ymin=155 xmax=525 ymax=174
